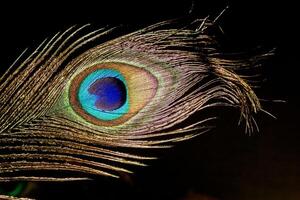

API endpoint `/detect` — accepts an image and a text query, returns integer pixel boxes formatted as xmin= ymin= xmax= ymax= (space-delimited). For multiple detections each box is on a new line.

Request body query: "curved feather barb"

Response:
xmin=0 ymin=18 xmax=269 ymax=181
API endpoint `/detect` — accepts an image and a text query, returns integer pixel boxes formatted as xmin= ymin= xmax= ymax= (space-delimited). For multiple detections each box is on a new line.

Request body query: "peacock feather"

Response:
xmin=0 ymin=17 xmax=270 ymax=187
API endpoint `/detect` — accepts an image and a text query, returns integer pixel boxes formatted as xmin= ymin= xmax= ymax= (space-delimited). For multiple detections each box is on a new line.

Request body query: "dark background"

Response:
xmin=0 ymin=0 xmax=299 ymax=199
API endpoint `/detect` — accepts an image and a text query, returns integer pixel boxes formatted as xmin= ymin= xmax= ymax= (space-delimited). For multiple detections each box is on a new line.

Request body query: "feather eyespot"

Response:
xmin=69 ymin=62 xmax=158 ymax=126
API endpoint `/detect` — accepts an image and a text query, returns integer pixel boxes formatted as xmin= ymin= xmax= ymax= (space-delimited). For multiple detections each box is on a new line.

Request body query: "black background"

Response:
xmin=0 ymin=0 xmax=299 ymax=199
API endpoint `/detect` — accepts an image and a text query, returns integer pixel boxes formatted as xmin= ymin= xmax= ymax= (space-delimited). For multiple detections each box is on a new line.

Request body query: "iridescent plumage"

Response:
xmin=0 ymin=18 xmax=269 ymax=184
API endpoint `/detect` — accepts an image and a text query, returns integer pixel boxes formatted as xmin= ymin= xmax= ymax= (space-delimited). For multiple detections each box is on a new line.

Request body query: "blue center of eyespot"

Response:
xmin=88 ymin=77 xmax=127 ymax=111
xmin=78 ymin=69 xmax=129 ymax=121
